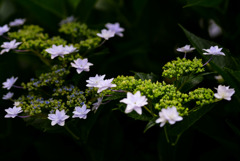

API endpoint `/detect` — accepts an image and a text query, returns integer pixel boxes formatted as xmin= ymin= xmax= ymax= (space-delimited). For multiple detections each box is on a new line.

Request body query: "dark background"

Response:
xmin=1 ymin=0 xmax=240 ymax=160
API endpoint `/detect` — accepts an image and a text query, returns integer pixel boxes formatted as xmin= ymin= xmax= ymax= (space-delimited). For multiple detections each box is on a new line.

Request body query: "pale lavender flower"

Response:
xmin=72 ymin=104 xmax=91 ymax=119
xmin=45 ymin=45 xmax=68 ymax=59
xmin=9 ymin=18 xmax=26 ymax=27
xmin=5 ymin=106 xmax=22 ymax=118
xmin=208 ymin=19 xmax=222 ymax=38
xmin=64 ymin=45 xmax=78 ymax=53
xmin=92 ymin=97 xmax=103 ymax=112
xmin=120 ymin=91 xmax=148 ymax=115
xmin=48 ymin=109 xmax=69 ymax=126
xmin=155 ymin=106 xmax=183 ymax=127
xmin=105 ymin=22 xmax=124 ymax=37
xmin=2 ymin=76 xmax=18 ymax=90
xmin=203 ymin=46 xmax=225 ymax=56
xmin=2 ymin=92 xmax=14 ymax=100
xmin=86 ymin=74 xmax=105 ymax=88
xmin=97 ymin=29 xmax=115 ymax=40
xmin=214 ymin=85 xmax=235 ymax=101
xmin=0 ymin=24 xmax=10 ymax=36
xmin=176 ymin=45 xmax=195 ymax=53
xmin=97 ymin=78 xmax=116 ymax=93
xmin=0 ymin=39 xmax=22 ymax=55
xmin=71 ymin=58 xmax=93 ymax=74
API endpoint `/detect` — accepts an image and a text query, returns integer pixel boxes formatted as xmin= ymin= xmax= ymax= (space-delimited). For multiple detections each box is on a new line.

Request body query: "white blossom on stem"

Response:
xmin=1 ymin=39 xmax=22 ymax=55
xmin=2 ymin=76 xmax=18 ymax=90
xmin=0 ymin=24 xmax=10 ymax=36
xmin=214 ymin=85 xmax=235 ymax=101
xmin=155 ymin=106 xmax=183 ymax=127
xmin=48 ymin=109 xmax=69 ymax=126
xmin=176 ymin=45 xmax=195 ymax=53
xmin=9 ymin=18 xmax=26 ymax=27
xmin=86 ymin=74 xmax=105 ymax=88
xmin=2 ymin=92 xmax=14 ymax=100
xmin=96 ymin=78 xmax=116 ymax=93
xmin=97 ymin=29 xmax=115 ymax=40
xmin=203 ymin=46 xmax=225 ymax=56
xmin=105 ymin=22 xmax=124 ymax=37
xmin=71 ymin=58 xmax=93 ymax=74
xmin=120 ymin=91 xmax=148 ymax=115
xmin=5 ymin=106 xmax=22 ymax=118
xmin=72 ymin=104 xmax=91 ymax=119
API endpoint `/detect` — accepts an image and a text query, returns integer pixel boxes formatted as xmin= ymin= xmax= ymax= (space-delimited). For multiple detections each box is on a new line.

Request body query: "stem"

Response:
xmin=2 ymin=35 xmax=10 ymax=40
xmin=143 ymin=106 xmax=157 ymax=117
xmin=184 ymin=52 xmax=186 ymax=58
xmin=14 ymin=49 xmax=30 ymax=52
xmin=64 ymin=125 xmax=80 ymax=140
xmin=164 ymin=126 xmax=170 ymax=143
xmin=98 ymin=39 xmax=106 ymax=47
xmin=31 ymin=50 xmax=51 ymax=67
xmin=18 ymin=115 xmax=31 ymax=118
xmin=171 ymin=134 xmax=181 ymax=146
xmin=203 ymin=56 xmax=213 ymax=66
xmin=13 ymin=85 xmax=23 ymax=89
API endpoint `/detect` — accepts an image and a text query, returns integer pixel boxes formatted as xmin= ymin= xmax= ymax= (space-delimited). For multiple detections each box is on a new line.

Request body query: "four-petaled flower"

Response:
xmin=105 ymin=22 xmax=124 ymax=37
xmin=120 ymin=91 xmax=148 ymax=115
xmin=0 ymin=24 xmax=10 ymax=36
xmin=72 ymin=104 xmax=91 ymax=119
xmin=0 ymin=39 xmax=22 ymax=55
xmin=214 ymin=85 xmax=235 ymax=101
xmin=92 ymin=97 xmax=103 ymax=112
xmin=86 ymin=74 xmax=105 ymax=88
xmin=176 ymin=45 xmax=195 ymax=53
xmin=48 ymin=109 xmax=69 ymax=126
xmin=9 ymin=18 xmax=26 ymax=27
xmin=5 ymin=106 xmax=22 ymax=118
xmin=96 ymin=78 xmax=116 ymax=93
xmin=2 ymin=92 xmax=14 ymax=100
xmin=155 ymin=106 xmax=183 ymax=127
xmin=2 ymin=76 xmax=18 ymax=90
xmin=203 ymin=46 xmax=225 ymax=56
xmin=97 ymin=29 xmax=115 ymax=40
xmin=71 ymin=58 xmax=93 ymax=74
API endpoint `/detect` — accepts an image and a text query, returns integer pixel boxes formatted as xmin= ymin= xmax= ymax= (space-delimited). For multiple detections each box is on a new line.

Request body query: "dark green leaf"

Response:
xmin=226 ymin=119 xmax=240 ymax=137
xmin=144 ymin=118 xmax=157 ymax=133
xmin=184 ymin=0 xmax=224 ymax=8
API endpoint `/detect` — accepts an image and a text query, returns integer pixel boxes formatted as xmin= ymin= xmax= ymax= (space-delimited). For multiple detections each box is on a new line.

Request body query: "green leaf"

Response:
xmin=226 ymin=119 xmax=240 ymax=137
xmin=183 ymin=0 xmax=224 ymax=8
xmin=144 ymin=118 xmax=157 ymax=133
xmin=133 ymin=72 xmax=159 ymax=82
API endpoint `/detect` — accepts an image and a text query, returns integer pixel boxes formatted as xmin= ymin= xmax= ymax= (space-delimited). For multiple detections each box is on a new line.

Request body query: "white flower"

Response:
xmin=0 ymin=24 xmax=10 ymax=36
xmin=64 ymin=45 xmax=78 ymax=53
xmin=72 ymin=104 xmax=91 ymax=119
xmin=92 ymin=97 xmax=103 ymax=112
xmin=2 ymin=76 xmax=18 ymax=90
xmin=97 ymin=29 xmax=115 ymax=40
xmin=105 ymin=22 xmax=124 ymax=37
xmin=9 ymin=18 xmax=26 ymax=27
xmin=97 ymin=78 xmax=116 ymax=93
xmin=48 ymin=109 xmax=69 ymax=126
xmin=86 ymin=74 xmax=105 ymax=88
xmin=5 ymin=106 xmax=22 ymax=118
xmin=208 ymin=19 xmax=222 ymax=38
xmin=120 ymin=91 xmax=148 ymax=115
xmin=14 ymin=101 xmax=21 ymax=107
xmin=2 ymin=92 xmax=14 ymax=100
xmin=214 ymin=85 xmax=235 ymax=101
xmin=0 ymin=39 xmax=22 ymax=55
xmin=59 ymin=16 xmax=75 ymax=26
xmin=176 ymin=45 xmax=195 ymax=53
xmin=214 ymin=75 xmax=223 ymax=81
xmin=45 ymin=45 xmax=68 ymax=59
xmin=203 ymin=46 xmax=225 ymax=56
xmin=155 ymin=106 xmax=183 ymax=127
xmin=71 ymin=58 xmax=93 ymax=74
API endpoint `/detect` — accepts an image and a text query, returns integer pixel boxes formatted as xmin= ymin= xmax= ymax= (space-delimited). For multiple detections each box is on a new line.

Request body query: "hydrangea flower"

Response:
xmin=203 ymin=46 xmax=225 ymax=56
xmin=5 ymin=106 xmax=23 ymax=118
xmin=176 ymin=45 xmax=195 ymax=53
xmin=2 ymin=92 xmax=14 ymax=100
xmin=96 ymin=78 xmax=116 ymax=93
xmin=86 ymin=74 xmax=105 ymax=87
xmin=72 ymin=104 xmax=91 ymax=119
xmin=2 ymin=76 xmax=18 ymax=90
xmin=0 ymin=24 xmax=10 ymax=36
xmin=48 ymin=109 xmax=69 ymax=126
xmin=9 ymin=18 xmax=26 ymax=27
xmin=155 ymin=106 xmax=183 ymax=127
xmin=64 ymin=45 xmax=78 ymax=53
xmin=214 ymin=85 xmax=235 ymax=101
xmin=71 ymin=58 xmax=93 ymax=74
xmin=45 ymin=45 xmax=68 ymax=59
xmin=92 ymin=97 xmax=103 ymax=112
xmin=208 ymin=19 xmax=222 ymax=38
xmin=0 ymin=39 xmax=22 ymax=55
xmin=59 ymin=16 xmax=75 ymax=25
xmin=120 ymin=91 xmax=148 ymax=115
xmin=105 ymin=22 xmax=124 ymax=37
xmin=97 ymin=29 xmax=115 ymax=40
xmin=14 ymin=101 xmax=21 ymax=107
